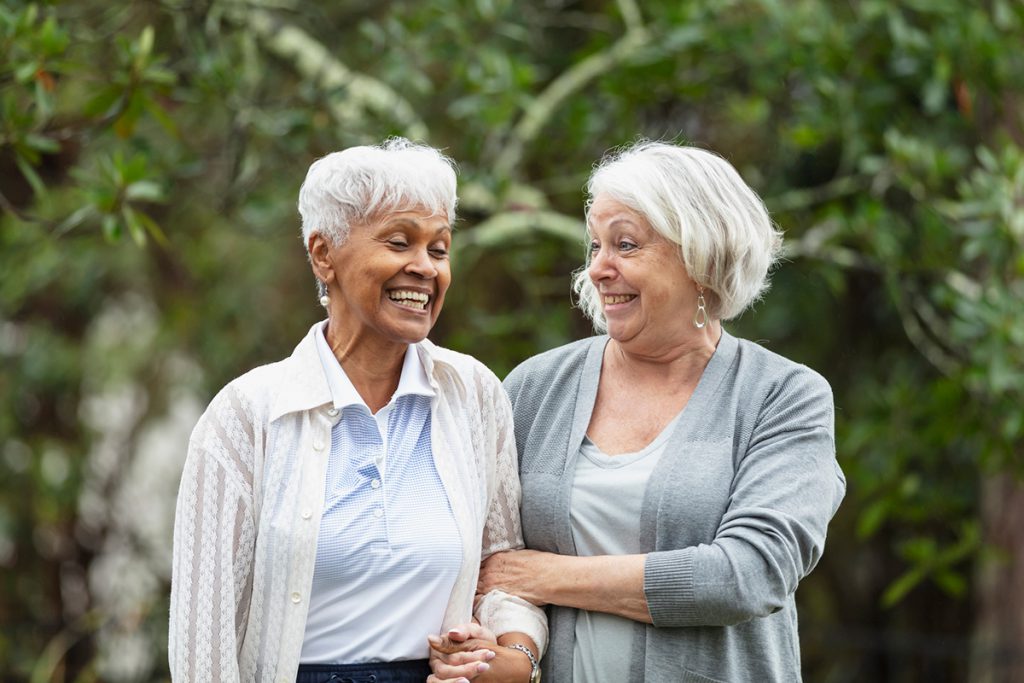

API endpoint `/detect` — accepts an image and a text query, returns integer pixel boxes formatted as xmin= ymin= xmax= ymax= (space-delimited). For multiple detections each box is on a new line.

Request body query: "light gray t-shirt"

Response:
xmin=570 ymin=416 xmax=679 ymax=683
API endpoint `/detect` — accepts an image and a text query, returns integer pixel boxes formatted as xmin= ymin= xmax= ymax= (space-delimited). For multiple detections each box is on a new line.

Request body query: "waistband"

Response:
xmin=295 ymin=659 xmax=431 ymax=683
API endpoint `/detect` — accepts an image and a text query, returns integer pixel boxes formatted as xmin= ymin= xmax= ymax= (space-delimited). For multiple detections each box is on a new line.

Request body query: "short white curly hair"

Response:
xmin=298 ymin=137 xmax=458 ymax=250
xmin=573 ymin=141 xmax=783 ymax=329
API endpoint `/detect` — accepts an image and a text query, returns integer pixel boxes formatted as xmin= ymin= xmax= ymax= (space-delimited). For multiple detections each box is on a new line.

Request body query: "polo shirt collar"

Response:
xmin=314 ymin=321 xmax=435 ymax=411
xmin=270 ymin=321 xmax=453 ymax=422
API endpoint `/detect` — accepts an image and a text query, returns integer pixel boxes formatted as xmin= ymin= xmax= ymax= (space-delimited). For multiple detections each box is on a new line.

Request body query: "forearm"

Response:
xmin=545 ymin=553 xmax=651 ymax=622
xmin=487 ymin=551 xmax=651 ymax=623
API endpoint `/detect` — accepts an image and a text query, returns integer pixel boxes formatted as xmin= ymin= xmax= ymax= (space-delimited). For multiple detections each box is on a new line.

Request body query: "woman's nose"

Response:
xmin=588 ymin=248 xmax=614 ymax=281
xmin=405 ymin=247 xmax=438 ymax=278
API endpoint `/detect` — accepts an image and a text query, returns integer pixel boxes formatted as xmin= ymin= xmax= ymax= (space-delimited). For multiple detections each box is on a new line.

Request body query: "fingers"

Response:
xmin=446 ymin=623 xmax=496 ymax=643
xmin=427 ymin=675 xmax=471 ymax=683
xmin=428 ymin=658 xmax=492 ymax=681
xmin=432 ymin=649 xmax=496 ymax=666
xmin=427 ymin=622 xmax=497 ymax=656
xmin=428 ymin=634 xmax=496 ymax=655
xmin=428 ymin=631 xmax=497 ymax=681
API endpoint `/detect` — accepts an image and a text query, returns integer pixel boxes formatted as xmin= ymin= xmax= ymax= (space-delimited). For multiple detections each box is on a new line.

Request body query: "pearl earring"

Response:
xmin=317 ymin=280 xmax=329 ymax=308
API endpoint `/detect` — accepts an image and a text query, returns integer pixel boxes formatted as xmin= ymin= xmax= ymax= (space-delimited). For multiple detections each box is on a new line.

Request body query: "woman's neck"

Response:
xmin=324 ymin=321 xmax=407 ymax=413
xmin=605 ymin=321 xmax=722 ymax=383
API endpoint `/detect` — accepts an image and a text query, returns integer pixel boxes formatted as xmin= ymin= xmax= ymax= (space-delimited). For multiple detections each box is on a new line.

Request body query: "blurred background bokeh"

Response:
xmin=1 ymin=0 xmax=1022 ymax=681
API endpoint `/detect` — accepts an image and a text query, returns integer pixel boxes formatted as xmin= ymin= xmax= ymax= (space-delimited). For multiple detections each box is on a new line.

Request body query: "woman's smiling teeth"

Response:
xmin=388 ymin=289 xmax=429 ymax=310
xmin=604 ymin=294 xmax=637 ymax=305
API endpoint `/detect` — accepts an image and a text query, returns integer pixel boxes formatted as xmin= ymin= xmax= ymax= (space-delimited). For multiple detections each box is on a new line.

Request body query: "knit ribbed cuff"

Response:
xmin=644 ymin=549 xmax=698 ymax=627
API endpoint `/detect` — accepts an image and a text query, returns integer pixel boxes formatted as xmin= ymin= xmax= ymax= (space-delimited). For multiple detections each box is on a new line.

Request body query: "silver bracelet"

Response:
xmin=506 ymin=643 xmax=541 ymax=683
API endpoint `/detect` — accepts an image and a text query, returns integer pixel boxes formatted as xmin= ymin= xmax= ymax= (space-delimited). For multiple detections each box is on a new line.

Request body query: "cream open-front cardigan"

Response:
xmin=169 ymin=322 xmax=547 ymax=682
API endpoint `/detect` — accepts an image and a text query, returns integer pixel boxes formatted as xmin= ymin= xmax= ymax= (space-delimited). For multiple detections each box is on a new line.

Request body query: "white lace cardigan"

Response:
xmin=169 ymin=322 xmax=547 ymax=682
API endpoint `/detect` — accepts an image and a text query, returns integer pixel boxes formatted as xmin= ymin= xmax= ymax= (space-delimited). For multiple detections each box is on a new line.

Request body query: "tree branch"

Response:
xmin=616 ymin=0 xmax=643 ymax=33
xmin=888 ymin=277 xmax=963 ymax=379
xmin=494 ymin=26 xmax=650 ymax=177
xmin=781 ymin=219 xmax=880 ymax=271
xmin=767 ymin=175 xmax=866 ymax=213
xmin=459 ymin=209 xmax=584 ymax=250
xmin=239 ymin=7 xmax=429 ymax=141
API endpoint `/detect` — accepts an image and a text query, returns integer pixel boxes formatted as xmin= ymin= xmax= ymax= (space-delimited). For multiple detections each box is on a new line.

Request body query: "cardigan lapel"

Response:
xmin=555 ymin=335 xmax=609 ymax=555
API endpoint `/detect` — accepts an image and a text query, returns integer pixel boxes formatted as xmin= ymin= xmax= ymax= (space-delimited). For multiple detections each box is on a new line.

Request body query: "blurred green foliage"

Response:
xmin=2 ymin=0 xmax=1022 ymax=681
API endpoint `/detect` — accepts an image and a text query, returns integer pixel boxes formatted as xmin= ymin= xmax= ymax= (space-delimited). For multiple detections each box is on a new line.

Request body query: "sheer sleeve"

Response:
xmin=473 ymin=371 xmax=549 ymax=654
xmin=169 ymin=386 xmax=258 ymax=681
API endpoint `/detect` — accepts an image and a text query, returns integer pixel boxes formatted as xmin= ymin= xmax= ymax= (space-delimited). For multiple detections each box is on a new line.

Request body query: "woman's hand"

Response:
xmin=428 ymin=623 xmax=496 ymax=682
xmin=427 ymin=624 xmax=535 ymax=683
xmin=482 ymin=551 xmax=652 ymax=623
xmin=478 ymin=550 xmax=553 ymax=607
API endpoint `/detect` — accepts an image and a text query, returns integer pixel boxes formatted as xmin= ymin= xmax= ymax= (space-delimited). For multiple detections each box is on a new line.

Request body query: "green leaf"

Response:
xmin=101 ymin=213 xmax=120 ymax=241
xmin=143 ymin=97 xmax=178 ymax=136
xmin=124 ymin=180 xmax=165 ymax=203
xmin=882 ymin=566 xmax=928 ymax=608
xmin=133 ymin=209 xmax=170 ymax=248
xmin=856 ymin=499 xmax=889 ymax=538
xmin=14 ymin=154 xmax=46 ymax=196
xmin=122 ymin=206 xmax=146 ymax=246
xmin=54 ymin=206 xmax=94 ymax=236
xmin=934 ymin=568 xmax=967 ymax=597
xmin=137 ymin=25 xmax=154 ymax=62
xmin=82 ymin=88 xmax=123 ymax=119
xmin=24 ymin=133 xmax=59 ymax=154
xmin=14 ymin=60 xmax=38 ymax=83
xmin=33 ymin=78 xmax=54 ymax=119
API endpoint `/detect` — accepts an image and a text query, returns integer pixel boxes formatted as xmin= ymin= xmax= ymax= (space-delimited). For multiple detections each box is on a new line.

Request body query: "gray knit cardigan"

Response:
xmin=503 ymin=331 xmax=846 ymax=683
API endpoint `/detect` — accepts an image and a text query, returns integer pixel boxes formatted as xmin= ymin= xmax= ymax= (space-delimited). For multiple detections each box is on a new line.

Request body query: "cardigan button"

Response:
xmin=290 ymin=592 xmax=301 ymax=604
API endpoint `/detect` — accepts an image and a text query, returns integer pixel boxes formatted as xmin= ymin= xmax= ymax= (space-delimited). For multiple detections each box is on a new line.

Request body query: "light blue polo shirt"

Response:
xmin=299 ymin=325 xmax=462 ymax=663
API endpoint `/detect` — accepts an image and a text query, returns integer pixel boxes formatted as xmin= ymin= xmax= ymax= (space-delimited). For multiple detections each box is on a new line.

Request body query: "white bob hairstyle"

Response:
xmin=297 ymin=137 xmax=458 ymax=250
xmin=574 ymin=140 xmax=783 ymax=329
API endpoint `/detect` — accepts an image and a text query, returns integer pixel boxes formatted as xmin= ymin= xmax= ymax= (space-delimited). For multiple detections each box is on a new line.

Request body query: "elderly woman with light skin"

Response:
xmin=169 ymin=138 xmax=545 ymax=683
xmin=433 ymin=141 xmax=846 ymax=682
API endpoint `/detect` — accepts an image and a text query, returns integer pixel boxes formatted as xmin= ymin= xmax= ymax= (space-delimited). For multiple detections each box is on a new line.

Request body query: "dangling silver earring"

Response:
xmin=693 ymin=287 xmax=708 ymax=329
xmin=317 ymin=280 xmax=330 ymax=308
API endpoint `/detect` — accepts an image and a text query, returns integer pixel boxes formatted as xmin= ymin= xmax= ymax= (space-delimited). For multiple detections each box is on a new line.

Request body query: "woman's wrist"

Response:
xmin=504 ymin=644 xmax=539 ymax=682
xmin=496 ymin=634 xmax=538 ymax=682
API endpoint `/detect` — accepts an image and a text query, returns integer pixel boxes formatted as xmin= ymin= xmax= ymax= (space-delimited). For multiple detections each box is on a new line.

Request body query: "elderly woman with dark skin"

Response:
xmin=431 ymin=141 xmax=846 ymax=683
xmin=169 ymin=138 xmax=545 ymax=683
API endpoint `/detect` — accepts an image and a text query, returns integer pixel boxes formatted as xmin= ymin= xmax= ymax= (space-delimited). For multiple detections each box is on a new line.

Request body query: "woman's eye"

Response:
xmin=618 ymin=241 xmax=637 ymax=251
xmin=588 ymin=241 xmax=600 ymax=253
xmin=388 ymin=240 xmax=408 ymax=248
xmin=429 ymin=246 xmax=449 ymax=258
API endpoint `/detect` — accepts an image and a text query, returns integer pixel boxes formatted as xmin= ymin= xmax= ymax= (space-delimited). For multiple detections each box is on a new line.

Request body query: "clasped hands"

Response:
xmin=426 ymin=550 xmax=545 ymax=683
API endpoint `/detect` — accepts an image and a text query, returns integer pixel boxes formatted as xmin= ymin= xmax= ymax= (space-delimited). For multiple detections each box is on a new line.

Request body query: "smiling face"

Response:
xmin=310 ymin=207 xmax=452 ymax=350
xmin=587 ymin=194 xmax=697 ymax=349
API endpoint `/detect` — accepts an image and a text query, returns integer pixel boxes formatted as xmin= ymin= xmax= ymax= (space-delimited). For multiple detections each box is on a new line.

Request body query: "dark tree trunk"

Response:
xmin=971 ymin=473 xmax=1024 ymax=683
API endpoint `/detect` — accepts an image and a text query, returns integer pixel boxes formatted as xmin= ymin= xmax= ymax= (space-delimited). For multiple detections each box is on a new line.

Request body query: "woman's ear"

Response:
xmin=308 ymin=233 xmax=335 ymax=286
